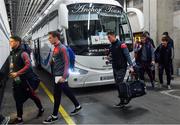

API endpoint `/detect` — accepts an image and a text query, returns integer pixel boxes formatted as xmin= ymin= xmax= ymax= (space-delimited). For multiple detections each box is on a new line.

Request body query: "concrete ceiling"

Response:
xmin=5 ymin=0 xmax=54 ymax=37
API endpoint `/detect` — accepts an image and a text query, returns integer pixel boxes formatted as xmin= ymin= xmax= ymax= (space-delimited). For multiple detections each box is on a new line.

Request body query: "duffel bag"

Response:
xmin=129 ymin=80 xmax=146 ymax=98
xmin=118 ymin=82 xmax=132 ymax=98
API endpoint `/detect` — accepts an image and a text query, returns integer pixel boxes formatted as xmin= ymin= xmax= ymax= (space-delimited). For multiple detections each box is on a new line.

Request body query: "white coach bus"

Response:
xmin=0 ymin=0 xmax=11 ymax=84
xmin=32 ymin=0 xmax=135 ymax=88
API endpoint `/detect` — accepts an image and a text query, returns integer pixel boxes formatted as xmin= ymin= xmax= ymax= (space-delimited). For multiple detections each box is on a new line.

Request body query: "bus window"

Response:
xmin=119 ymin=13 xmax=133 ymax=52
xmin=67 ymin=3 xmax=133 ymax=55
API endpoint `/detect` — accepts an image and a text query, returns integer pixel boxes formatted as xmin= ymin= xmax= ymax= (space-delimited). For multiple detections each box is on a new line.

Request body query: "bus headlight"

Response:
xmin=69 ymin=67 xmax=88 ymax=75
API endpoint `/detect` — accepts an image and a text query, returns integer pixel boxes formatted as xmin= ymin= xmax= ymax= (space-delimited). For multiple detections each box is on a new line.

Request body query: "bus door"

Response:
xmin=34 ymin=39 xmax=41 ymax=68
xmin=119 ymin=14 xmax=133 ymax=52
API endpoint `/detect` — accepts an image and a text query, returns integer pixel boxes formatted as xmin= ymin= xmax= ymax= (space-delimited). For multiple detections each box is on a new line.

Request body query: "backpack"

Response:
xmin=58 ymin=44 xmax=75 ymax=70
xmin=21 ymin=44 xmax=32 ymax=56
xmin=66 ymin=46 xmax=75 ymax=69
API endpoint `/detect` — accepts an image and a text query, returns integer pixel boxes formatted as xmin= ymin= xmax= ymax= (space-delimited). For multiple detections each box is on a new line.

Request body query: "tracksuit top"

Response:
xmin=109 ymin=39 xmax=133 ymax=69
xmin=52 ymin=42 xmax=69 ymax=79
xmin=158 ymin=45 xmax=173 ymax=66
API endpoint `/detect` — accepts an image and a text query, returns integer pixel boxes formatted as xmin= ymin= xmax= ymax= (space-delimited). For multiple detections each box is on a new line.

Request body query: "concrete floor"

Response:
xmin=1 ymin=68 xmax=180 ymax=124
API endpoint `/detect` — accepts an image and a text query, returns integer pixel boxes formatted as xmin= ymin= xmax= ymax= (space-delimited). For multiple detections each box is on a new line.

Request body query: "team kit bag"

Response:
xmin=118 ymin=74 xmax=146 ymax=99
xmin=27 ymin=75 xmax=40 ymax=91
xmin=128 ymin=78 xmax=146 ymax=98
xmin=25 ymin=71 xmax=40 ymax=91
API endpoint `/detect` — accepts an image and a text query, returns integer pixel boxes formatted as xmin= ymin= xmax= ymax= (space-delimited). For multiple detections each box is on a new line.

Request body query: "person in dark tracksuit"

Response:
xmin=135 ymin=33 xmax=155 ymax=88
xmin=162 ymin=32 xmax=174 ymax=80
xmin=142 ymin=31 xmax=156 ymax=81
xmin=156 ymin=35 xmax=173 ymax=89
xmin=107 ymin=31 xmax=134 ymax=108
xmin=9 ymin=36 xmax=44 ymax=124
xmin=43 ymin=31 xmax=81 ymax=124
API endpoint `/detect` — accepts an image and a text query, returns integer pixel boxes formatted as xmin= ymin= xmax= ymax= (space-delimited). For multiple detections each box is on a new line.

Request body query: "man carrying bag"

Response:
xmin=9 ymin=36 xmax=44 ymax=124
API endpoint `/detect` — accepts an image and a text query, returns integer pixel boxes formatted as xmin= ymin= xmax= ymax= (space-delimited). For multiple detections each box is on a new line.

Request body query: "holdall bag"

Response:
xmin=118 ymin=82 xmax=132 ymax=99
xmin=126 ymin=75 xmax=146 ymax=98
xmin=129 ymin=80 xmax=146 ymax=98
xmin=25 ymin=72 xmax=40 ymax=91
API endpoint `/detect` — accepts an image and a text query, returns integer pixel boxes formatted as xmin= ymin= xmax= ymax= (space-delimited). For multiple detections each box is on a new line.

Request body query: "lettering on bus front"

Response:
xmin=70 ymin=4 xmax=122 ymax=15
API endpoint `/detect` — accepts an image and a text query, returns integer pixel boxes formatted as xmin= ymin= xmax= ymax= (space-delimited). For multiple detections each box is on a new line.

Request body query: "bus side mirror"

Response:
xmin=59 ymin=4 xmax=68 ymax=29
xmin=127 ymin=8 xmax=144 ymax=30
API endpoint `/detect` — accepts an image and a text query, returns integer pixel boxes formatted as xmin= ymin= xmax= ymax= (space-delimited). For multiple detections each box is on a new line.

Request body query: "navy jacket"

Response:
xmin=157 ymin=44 xmax=173 ymax=66
xmin=135 ymin=40 xmax=154 ymax=63
xmin=109 ymin=39 xmax=133 ymax=69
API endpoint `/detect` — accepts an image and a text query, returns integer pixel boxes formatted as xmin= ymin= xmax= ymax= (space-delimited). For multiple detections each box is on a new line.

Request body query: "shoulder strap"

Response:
xmin=58 ymin=44 xmax=66 ymax=51
xmin=20 ymin=50 xmax=27 ymax=59
xmin=157 ymin=44 xmax=162 ymax=51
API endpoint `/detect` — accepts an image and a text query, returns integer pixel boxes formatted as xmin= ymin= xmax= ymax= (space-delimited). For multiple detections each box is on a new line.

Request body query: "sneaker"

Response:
xmin=37 ymin=108 xmax=44 ymax=118
xmin=70 ymin=105 xmax=82 ymax=116
xmin=113 ymin=103 xmax=125 ymax=108
xmin=168 ymin=85 xmax=172 ymax=90
xmin=11 ymin=117 xmax=23 ymax=124
xmin=123 ymin=98 xmax=131 ymax=105
xmin=1 ymin=116 xmax=10 ymax=125
xmin=43 ymin=115 xmax=58 ymax=124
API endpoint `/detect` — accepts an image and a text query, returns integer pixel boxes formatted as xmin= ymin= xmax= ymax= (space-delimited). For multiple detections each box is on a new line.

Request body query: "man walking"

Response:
xmin=142 ymin=31 xmax=156 ymax=81
xmin=136 ymin=33 xmax=155 ymax=88
xmin=107 ymin=31 xmax=134 ymax=108
xmin=43 ymin=31 xmax=81 ymax=124
xmin=9 ymin=36 xmax=44 ymax=124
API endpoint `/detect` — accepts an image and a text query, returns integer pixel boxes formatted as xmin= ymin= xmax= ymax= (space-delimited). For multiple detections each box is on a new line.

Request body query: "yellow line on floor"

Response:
xmin=40 ymin=82 xmax=76 ymax=125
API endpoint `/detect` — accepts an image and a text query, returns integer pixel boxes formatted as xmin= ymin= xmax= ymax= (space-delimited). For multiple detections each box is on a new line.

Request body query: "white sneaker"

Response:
xmin=2 ymin=116 xmax=10 ymax=125
xmin=70 ymin=105 xmax=82 ymax=116
xmin=43 ymin=115 xmax=58 ymax=124
xmin=167 ymin=85 xmax=172 ymax=90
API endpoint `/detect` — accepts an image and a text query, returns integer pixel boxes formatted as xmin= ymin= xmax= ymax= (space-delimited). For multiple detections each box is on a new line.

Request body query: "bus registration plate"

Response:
xmin=100 ymin=76 xmax=114 ymax=80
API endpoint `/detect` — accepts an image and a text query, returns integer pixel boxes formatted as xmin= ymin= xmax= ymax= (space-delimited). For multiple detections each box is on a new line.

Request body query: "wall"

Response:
xmin=126 ymin=0 xmax=180 ymax=74
xmin=173 ymin=10 xmax=180 ymax=74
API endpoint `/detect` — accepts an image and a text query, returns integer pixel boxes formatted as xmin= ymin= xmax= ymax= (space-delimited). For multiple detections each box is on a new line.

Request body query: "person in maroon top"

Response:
xmin=43 ymin=31 xmax=82 ymax=124
xmin=9 ymin=36 xmax=44 ymax=124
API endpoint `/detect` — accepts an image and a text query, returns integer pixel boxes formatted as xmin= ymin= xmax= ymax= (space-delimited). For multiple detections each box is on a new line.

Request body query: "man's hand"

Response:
xmin=9 ymin=72 xmax=18 ymax=78
xmin=58 ymin=77 xmax=66 ymax=83
xmin=129 ymin=66 xmax=134 ymax=73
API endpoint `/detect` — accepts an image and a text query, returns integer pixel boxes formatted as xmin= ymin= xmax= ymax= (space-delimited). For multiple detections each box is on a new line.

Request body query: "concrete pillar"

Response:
xmin=143 ymin=0 xmax=157 ymax=45
xmin=157 ymin=0 xmax=174 ymax=42
xmin=143 ymin=0 xmax=173 ymax=45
